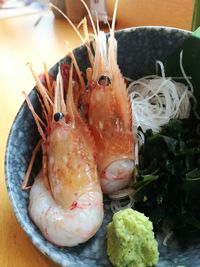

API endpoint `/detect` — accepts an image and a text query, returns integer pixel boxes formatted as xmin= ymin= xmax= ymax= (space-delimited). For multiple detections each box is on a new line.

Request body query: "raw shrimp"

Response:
xmin=50 ymin=0 xmax=135 ymax=194
xmin=23 ymin=64 xmax=103 ymax=246
xmin=51 ymin=0 xmax=134 ymax=194
xmin=81 ymin=0 xmax=135 ymax=193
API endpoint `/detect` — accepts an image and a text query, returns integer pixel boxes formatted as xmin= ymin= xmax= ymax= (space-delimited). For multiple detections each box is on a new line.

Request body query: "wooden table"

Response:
xmin=0 ymin=3 xmax=193 ymax=266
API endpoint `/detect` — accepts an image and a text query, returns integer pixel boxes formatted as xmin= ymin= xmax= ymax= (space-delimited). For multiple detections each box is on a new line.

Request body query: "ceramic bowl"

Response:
xmin=5 ymin=26 xmax=200 ymax=267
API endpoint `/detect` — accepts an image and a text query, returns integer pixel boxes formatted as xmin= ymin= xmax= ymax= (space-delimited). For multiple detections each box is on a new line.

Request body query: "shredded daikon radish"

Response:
xmin=110 ymin=197 xmax=134 ymax=213
xmin=128 ymin=59 xmax=195 ymax=133
xmin=163 ymin=231 xmax=173 ymax=247
xmin=109 ymin=187 xmax=134 ymax=200
xmin=109 ymin=188 xmax=134 ymax=213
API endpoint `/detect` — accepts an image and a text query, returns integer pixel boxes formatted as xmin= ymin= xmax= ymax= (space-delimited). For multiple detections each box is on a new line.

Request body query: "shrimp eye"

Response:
xmin=54 ymin=112 xmax=64 ymax=122
xmin=98 ymin=75 xmax=111 ymax=86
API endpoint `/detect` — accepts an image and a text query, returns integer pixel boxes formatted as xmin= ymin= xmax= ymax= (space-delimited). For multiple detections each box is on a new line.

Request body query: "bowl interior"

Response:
xmin=6 ymin=27 xmax=200 ymax=267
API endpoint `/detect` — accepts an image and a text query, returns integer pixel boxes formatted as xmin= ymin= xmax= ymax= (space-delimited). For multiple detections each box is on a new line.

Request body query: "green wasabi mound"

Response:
xmin=107 ymin=208 xmax=159 ymax=267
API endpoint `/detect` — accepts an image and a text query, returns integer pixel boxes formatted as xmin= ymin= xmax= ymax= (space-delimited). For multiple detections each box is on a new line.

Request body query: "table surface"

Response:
xmin=0 ymin=3 xmax=194 ymax=267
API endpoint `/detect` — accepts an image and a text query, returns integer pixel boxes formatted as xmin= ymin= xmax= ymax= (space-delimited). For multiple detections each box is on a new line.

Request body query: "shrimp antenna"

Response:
xmin=76 ymin=18 xmax=94 ymax=66
xmin=68 ymin=48 xmax=85 ymax=92
xmin=95 ymin=10 xmax=100 ymax=35
xmin=50 ymin=3 xmax=94 ymax=65
xmin=49 ymin=3 xmax=85 ymax=43
xmin=108 ymin=0 xmax=118 ymax=72
xmin=66 ymin=63 xmax=76 ymax=126
xmin=43 ymin=62 xmax=53 ymax=98
xmin=106 ymin=17 xmax=111 ymax=32
xmin=111 ymin=0 xmax=118 ymax=35
xmin=80 ymin=0 xmax=97 ymax=37
xmin=21 ymin=139 xmax=42 ymax=190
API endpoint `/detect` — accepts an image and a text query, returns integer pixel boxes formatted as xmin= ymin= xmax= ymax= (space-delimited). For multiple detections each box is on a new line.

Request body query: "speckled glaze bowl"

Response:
xmin=5 ymin=26 xmax=200 ymax=267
